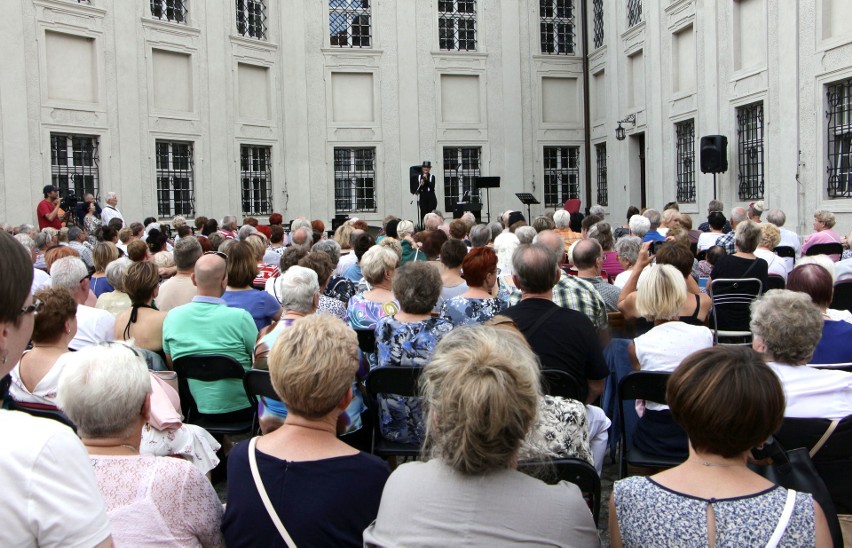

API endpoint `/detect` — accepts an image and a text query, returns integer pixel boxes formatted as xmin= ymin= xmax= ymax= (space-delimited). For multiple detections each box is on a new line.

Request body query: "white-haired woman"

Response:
xmin=613 ymin=236 xmax=642 ymax=289
xmin=95 ymin=258 xmax=132 ymax=316
xmin=57 ymin=343 xmax=224 ymax=547
xmin=397 ymin=220 xmax=424 ymax=264
xmin=626 ymin=264 xmax=714 ymax=460
xmin=223 ymin=315 xmax=390 ymax=546
xmin=493 ymin=231 xmax=520 ymax=303
xmin=364 ymin=326 xmax=599 ymax=546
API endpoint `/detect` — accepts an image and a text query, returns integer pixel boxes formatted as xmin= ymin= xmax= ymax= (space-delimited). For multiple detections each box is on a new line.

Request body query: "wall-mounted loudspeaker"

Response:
xmin=700 ymin=135 xmax=728 ymax=174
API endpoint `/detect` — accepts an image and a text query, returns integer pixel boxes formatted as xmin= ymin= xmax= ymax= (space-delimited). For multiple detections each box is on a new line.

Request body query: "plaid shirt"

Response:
xmin=506 ymin=272 xmax=608 ymax=329
xmin=715 ymin=232 xmax=736 ymax=254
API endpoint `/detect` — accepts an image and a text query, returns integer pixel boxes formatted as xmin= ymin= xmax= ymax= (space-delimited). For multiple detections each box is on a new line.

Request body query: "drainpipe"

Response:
xmin=581 ymin=0 xmax=593 ymax=207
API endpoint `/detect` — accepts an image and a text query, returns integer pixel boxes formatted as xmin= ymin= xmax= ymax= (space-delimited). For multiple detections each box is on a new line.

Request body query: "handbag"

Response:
xmin=750 ymin=436 xmax=843 ymax=547
xmin=248 ymin=437 xmax=297 ymax=548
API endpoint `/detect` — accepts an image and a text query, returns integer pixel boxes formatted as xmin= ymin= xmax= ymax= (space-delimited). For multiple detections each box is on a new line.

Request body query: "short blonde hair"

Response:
xmin=360 ymin=245 xmax=398 ymax=285
xmin=244 ymin=233 xmax=268 ymax=261
xmin=333 ymin=223 xmax=355 ymax=250
xmin=92 ymin=242 xmax=119 ymax=272
xmin=636 ymin=264 xmax=687 ymax=321
xmin=396 ymin=220 xmax=415 ymax=239
xmin=422 ymin=325 xmax=541 ymax=475
xmin=814 ymin=210 xmax=836 ymax=228
xmin=759 ymin=222 xmax=781 ymax=250
xmin=268 ymin=315 xmax=358 ymax=419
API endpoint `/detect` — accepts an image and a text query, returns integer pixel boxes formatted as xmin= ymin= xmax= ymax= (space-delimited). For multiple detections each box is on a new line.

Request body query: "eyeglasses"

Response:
xmin=204 ymin=251 xmax=228 ymax=261
xmin=79 ymin=272 xmax=93 ymax=284
xmin=20 ymin=298 xmax=43 ymax=316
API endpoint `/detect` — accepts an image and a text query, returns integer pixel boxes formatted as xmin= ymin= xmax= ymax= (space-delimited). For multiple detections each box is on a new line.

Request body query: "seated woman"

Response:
xmin=223 ymin=315 xmax=390 ymax=547
xmin=433 ymin=239 xmax=469 ymax=311
xmin=375 ymin=263 xmax=454 ymax=444
xmin=610 ymin=345 xmax=830 ymax=547
xmin=802 ymin=210 xmax=843 ymax=260
xmin=90 ymin=242 xmax=119 ymax=297
xmin=146 ymin=229 xmax=174 ymax=269
xmin=787 ymin=263 xmax=852 ymax=366
xmin=751 ymin=289 xmax=852 ymax=417
xmin=755 ymin=222 xmax=788 ymax=282
xmin=364 ymin=325 xmax=600 ymax=546
xmin=313 ymin=239 xmax=357 ymax=306
xmin=710 ymin=220 xmax=769 ymax=331
xmin=56 ymin=344 xmax=224 ymax=547
xmin=223 ymin=241 xmax=282 ymax=331
xmin=347 ymin=245 xmax=400 ymax=333
xmin=243 ymin=233 xmax=279 ymax=290
xmin=697 ymin=245 xmax=725 ymax=280
xmin=627 ymin=265 xmax=714 ymax=460
xmin=114 ymin=262 xmax=167 ymax=358
xmin=9 ymin=287 xmax=77 ymax=406
xmin=493 ymin=231 xmax=521 ymax=303
xmin=95 ymin=258 xmax=132 ymax=316
xmin=441 ymin=246 xmax=506 ymax=326
xmin=589 ymin=221 xmax=624 ymax=277
xmin=297 ymin=251 xmax=346 ymax=321
xmin=396 ymin=220 xmax=425 ymax=264
xmin=613 ymin=236 xmax=642 ymax=289
xmin=696 ymin=211 xmax=727 ymax=252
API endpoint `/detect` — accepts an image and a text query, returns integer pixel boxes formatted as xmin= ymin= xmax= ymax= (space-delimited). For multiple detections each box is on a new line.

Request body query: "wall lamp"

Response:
xmin=615 ymin=114 xmax=637 ymax=141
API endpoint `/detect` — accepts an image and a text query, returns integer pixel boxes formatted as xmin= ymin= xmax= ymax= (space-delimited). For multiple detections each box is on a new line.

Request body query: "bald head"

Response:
xmin=532 ymin=230 xmax=566 ymax=261
xmin=572 ymin=238 xmax=602 ymax=271
xmin=291 ymin=227 xmax=311 ymax=249
xmin=193 ymin=254 xmax=227 ymax=296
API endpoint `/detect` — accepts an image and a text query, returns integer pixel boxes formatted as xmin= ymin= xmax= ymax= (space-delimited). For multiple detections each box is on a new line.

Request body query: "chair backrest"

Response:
xmin=765 ymin=275 xmax=786 ymax=291
xmin=355 ymin=329 xmax=377 ymax=354
xmin=805 ymin=242 xmax=843 ymax=258
xmin=618 ymin=371 xmax=671 ymax=403
xmin=708 ymin=277 xmax=763 ymax=335
xmin=540 ymin=369 xmax=584 ymax=401
xmin=774 ymin=245 xmax=796 ymax=258
xmin=172 ymin=354 xmax=249 ymax=417
xmin=831 ymin=281 xmax=852 ymax=313
xmin=242 ymin=370 xmax=279 ymax=409
xmin=365 ymin=367 xmax=422 ymax=401
xmin=518 ymin=458 xmax=601 ymax=525
xmin=7 ymin=400 xmax=77 ymax=431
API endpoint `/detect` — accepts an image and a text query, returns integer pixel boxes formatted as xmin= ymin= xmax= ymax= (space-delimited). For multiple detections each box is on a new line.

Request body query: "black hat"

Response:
xmin=508 ymin=211 xmax=526 ymax=227
xmin=422 ymin=161 xmax=432 ymax=168
xmin=42 ymin=184 xmax=57 ymax=196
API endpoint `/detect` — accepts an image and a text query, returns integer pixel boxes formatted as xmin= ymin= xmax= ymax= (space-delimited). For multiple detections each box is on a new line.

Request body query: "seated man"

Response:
xmin=573 ymin=238 xmax=621 ymax=312
xmin=50 ymin=257 xmax=115 ymax=350
xmin=502 ymin=244 xmax=608 ymax=404
xmin=506 ymin=230 xmax=608 ymax=329
xmin=641 ymin=209 xmax=665 ymax=243
xmin=157 ymin=236 xmax=202 ymax=312
xmin=163 ymin=252 xmax=258 ymax=418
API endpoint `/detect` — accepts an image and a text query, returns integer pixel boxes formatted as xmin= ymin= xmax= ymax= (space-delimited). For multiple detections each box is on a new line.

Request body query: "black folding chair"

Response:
xmin=805 ymin=243 xmax=843 ymax=258
xmin=172 ymin=355 xmax=254 ymax=436
xmin=617 ymin=371 xmax=684 ymax=478
xmin=243 ymin=370 xmax=280 ymax=434
xmin=708 ymin=278 xmax=763 ymax=345
xmin=518 ymin=458 xmax=602 ymax=525
xmin=831 ymin=280 xmax=852 ymax=313
xmin=773 ymin=245 xmax=796 ymax=259
xmin=540 ymin=369 xmax=584 ymax=401
xmin=765 ymin=275 xmax=786 ymax=290
xmin=7 ymin=400 xmax=77 ymax=431
xmin=364 ymin=367 xmax=423 ymax=459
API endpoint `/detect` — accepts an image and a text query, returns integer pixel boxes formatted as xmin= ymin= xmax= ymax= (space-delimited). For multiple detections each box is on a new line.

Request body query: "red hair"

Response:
xmin=462 ymin=247 xmax=498 ymax=287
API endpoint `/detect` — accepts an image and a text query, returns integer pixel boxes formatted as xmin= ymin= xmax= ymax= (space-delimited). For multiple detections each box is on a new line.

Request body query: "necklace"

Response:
xmin=700 ymin=461 xmax=742 ymax=467
xmin=31 ymin=345 xmax=67 ymax=350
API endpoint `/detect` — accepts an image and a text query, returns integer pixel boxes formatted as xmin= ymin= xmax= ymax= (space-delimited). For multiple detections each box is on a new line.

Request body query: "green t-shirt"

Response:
xmin=163 ymin=299 xmax=258 ymax=414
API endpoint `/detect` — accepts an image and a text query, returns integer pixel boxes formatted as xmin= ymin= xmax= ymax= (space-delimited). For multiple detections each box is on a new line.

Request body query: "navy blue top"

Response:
xmin=811 ymin=320 xmax=852 ymax=365
xmin=222 ymin=441 xmax=390 ymax=547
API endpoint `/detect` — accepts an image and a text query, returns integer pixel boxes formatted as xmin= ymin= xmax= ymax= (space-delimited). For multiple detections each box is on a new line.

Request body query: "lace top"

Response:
xmin=90 ymin=455 xmax=224 ymax=548
xmin=614 ymin=476 xmax=815 ymax=547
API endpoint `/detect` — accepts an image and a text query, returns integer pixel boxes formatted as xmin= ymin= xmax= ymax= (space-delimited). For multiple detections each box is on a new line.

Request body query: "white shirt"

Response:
xmin=334 ymin=251 xmax=357 ymax=278
xmin=835 ymin=258 xmax=852 ymax=283
xmin=100 ymin=205 xmax=124 ymax=226
xmin=613 ymin=269 xmax=633 ymax=290
xmin=769 ymin=362 xmax=852 ymax=419
xmin=754 ymin=248 xmax=788 ymax=281
xmin=32 ymin=268 xmax=51 ymax=294
xmin=0 ymin=410 xmax=111 ymax=546
xmin=71 ymin=304 xmax=116 ymax=350
xmin=697 ymin=231 xmax=723 ymax=252
xmin=777 ymin=227 xmax=801 ymax=273
xmin=634 ymin=322 xmax=714 ymax=411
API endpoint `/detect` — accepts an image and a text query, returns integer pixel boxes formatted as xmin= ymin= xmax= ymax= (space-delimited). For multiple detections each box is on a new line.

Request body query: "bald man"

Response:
xmin=162 ymin=253 xmax=258 ymax=417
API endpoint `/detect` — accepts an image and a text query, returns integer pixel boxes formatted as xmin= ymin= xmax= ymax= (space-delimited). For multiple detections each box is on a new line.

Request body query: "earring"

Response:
xmin=1 ymin=352 xmax=7 ymax=365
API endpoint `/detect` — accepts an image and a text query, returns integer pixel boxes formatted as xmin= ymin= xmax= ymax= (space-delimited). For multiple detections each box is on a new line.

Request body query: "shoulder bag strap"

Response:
xmin=248 ymin=437 xmax=297 ymax=548
xmin=765 ymin=488 xmax=797 ymax=548
xmin=809 ymin=419 xmax=840 ymax=458
xmin=524 ymin=305 xmax=559 ymax=339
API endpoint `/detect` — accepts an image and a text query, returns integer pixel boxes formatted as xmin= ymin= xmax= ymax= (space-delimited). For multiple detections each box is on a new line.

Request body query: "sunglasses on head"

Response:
xmin=20 ymin=298 xmax=43 ymax=316
xmin=204 ymin=251 xmax=227 ymax=260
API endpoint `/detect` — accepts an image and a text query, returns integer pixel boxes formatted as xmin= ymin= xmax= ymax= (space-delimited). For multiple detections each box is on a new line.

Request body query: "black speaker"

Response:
xmin=700 ymin=135 xmax=728 ymax=174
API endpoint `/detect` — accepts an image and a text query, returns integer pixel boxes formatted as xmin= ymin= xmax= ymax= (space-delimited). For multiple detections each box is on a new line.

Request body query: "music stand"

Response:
xmin=515 ymin=193 xmax=540 ymax=222
xmin=476 ymin=177 xmax=500 ymax=223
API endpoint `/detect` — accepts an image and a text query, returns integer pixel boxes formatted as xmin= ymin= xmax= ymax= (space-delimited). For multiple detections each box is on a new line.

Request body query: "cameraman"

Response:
xmin=36 ymin=184 xmax=64 ymax=230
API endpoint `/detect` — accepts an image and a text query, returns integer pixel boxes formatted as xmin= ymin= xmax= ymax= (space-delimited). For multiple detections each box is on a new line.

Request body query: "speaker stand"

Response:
xmin=713 ymin=173 xmax=717 ymax=200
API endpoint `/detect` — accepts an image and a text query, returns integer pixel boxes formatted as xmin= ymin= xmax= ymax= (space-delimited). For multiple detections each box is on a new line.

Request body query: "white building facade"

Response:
xmin=0 ymin=0 xmax=851 ymax=235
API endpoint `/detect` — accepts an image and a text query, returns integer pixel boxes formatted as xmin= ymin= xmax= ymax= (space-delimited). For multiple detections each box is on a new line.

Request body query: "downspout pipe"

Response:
xmin=581 ymin=0 xmax=593 ymax=209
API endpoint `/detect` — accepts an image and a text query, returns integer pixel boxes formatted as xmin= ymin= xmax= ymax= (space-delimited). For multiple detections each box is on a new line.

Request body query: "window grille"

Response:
xmin=240 ymin=146 xmax=272 ymax=216
xmin=627 ymin=0 xmax=642 ymax=28
xmin=334 ymin=148 xmax=377 ymax=213
xmin=592 ymin=0 xmax=604 ymax=49
xmin=675 ymin=120 xmax=696 ymax=203
xmin=50 ymin=134 xmax=99 ymax=201
xmin=826 ymin=78 xmax=852 ymax=198
xmin=329 ymin=0 xmax=371 ymax=48
xmin=442 ymin=147 xmax=481 ymax=212
xmin=543 ymin=146 xmax=580 ymax=208
xmin=736 ymin=102 xmax=764 ymax=200
xmin=151 ymin=0 xmax=187 ymax=23
xmin=540 ymin=0 xmax=574 ymax=55
xmin=236 ymin=0 xmax=266 ymax=40
xmin=439 ymin=0 xmax=477 ymax=51
xmin=155 ymin=141 xmax=194 ymax=218
xmin=595 ymin=143 xmax=608 ymax=206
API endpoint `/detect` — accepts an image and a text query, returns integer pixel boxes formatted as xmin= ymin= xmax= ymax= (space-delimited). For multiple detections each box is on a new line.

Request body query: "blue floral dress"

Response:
xmin=440 ymin=296 xmax=507 ymax=326
xmin=374 ymin=316 xmax=454 ymax=444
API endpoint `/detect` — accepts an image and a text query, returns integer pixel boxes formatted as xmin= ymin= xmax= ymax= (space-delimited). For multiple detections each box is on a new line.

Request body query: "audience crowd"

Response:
xmin=1 ymin=189 xmax=850 ymax=546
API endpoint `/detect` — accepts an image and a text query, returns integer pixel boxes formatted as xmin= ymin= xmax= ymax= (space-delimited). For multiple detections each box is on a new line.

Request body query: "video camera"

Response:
xmin=60 ymin=191 xmax=78 ymax=212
